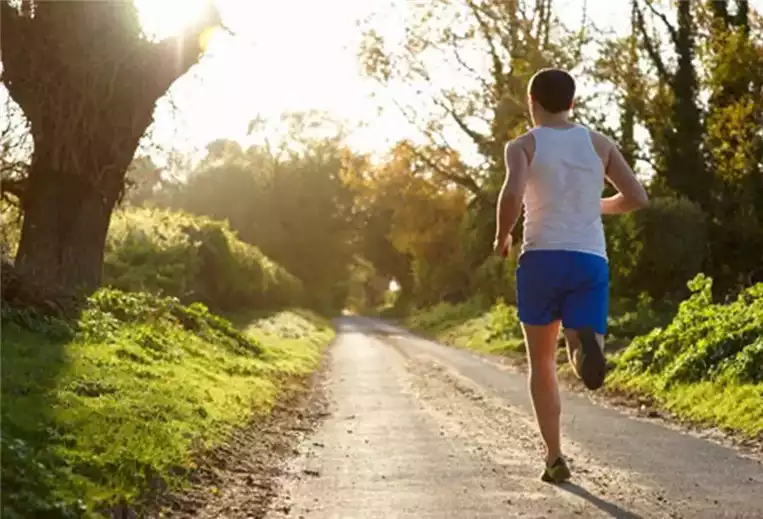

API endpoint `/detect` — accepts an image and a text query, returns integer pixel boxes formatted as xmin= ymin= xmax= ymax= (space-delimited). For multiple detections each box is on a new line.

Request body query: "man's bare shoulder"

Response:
xmin=587 ymin=128 xmax=615 ymax=145
xmin=510 ymin=131 xmax=536 ymax=147
xmin=505 ymin=132 xmax=535 ymax=161
xmin=586 ymin=129 xmax=615 ymax=163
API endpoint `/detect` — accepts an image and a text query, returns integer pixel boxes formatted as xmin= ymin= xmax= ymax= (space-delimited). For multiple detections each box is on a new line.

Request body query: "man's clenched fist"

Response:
xmin=493 ymin=235 xmax=511 ymax=258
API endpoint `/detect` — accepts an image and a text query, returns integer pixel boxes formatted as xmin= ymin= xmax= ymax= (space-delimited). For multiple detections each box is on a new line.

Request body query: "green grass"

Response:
xmin=607 ymin=371 xmax=763 ymax=438
xmin=1 ymin=290 xmax=333 ymax=519
xmin=407 ymin=298 xmax=525 ymax=356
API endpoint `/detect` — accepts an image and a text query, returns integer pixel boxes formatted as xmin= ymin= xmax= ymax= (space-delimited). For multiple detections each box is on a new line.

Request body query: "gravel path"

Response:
xmin=265 ymin=317 xmax=762 ymax=519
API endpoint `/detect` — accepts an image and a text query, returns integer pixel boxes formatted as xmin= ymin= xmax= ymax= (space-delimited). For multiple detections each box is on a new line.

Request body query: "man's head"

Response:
xmin=527 ymin=68 xmax=575 ymax=124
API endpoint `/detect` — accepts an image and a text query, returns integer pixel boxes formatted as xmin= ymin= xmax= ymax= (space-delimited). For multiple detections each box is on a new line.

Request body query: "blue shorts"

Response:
xmin=516 ymin=250 xmax=609 ymax=334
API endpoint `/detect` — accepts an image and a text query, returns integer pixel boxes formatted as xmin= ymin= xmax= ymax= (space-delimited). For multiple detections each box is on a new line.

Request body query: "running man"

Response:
xmin=493 ymin=68 xmax=649 ymax=484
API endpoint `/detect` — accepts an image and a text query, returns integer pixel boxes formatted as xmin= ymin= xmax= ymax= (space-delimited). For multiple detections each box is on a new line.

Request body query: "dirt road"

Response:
xmin=265 ymin=317 xmax=762 ymax=519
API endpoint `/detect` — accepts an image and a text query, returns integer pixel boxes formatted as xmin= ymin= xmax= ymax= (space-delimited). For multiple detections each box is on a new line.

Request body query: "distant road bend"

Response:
xmin=266 ymin=317 xmax=762 ymax=519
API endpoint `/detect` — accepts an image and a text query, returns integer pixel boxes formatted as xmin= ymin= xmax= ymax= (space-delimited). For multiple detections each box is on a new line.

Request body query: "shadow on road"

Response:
xmin=559 ymin=483 xmax=644 ymax=519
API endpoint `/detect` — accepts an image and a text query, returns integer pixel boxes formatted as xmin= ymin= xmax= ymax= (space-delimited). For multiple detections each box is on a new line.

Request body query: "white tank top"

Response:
xmin=521 ymin=124 xmax=607 ymax=259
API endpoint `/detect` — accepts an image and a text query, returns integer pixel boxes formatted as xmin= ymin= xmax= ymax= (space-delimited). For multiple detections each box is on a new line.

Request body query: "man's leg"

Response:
xmin=561 ymin=253 xmax=610 ymax=390
xmin=522 ymin=321 xmax=563 ymax=465
xmin=563 ymin=328 xmax=605 ymax=379
xmin=516 ymin=251 xmax=572 ymax=482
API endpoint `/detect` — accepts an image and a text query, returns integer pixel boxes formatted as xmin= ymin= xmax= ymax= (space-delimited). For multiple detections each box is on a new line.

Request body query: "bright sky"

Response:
xmin=136 ymin=0 xmax=633 ymax=168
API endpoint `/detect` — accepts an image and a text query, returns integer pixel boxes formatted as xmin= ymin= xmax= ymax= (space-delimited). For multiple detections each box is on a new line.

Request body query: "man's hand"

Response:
xmin=493 ymin=234 xmax=511 ymax=258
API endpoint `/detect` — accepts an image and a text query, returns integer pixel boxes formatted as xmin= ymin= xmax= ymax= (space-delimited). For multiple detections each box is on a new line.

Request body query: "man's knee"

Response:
xmin=522 ymin=322 xmax=561 ymax=363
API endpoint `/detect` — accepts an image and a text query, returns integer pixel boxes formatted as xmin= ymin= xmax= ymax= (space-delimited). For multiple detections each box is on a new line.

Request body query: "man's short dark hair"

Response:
xmin=529 ymin=68 xmax=575 ymax=113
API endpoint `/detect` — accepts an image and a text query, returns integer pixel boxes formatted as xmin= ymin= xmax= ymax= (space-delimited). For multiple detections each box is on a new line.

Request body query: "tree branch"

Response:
xmin=634 ymin=2 xmax=674 ymax=86
xmin=642 ymin=0 xmax=680 ymax=46
xmin=414 ymin=146 xmax=486 ymax=200
xmin=143 ymin=3 xmax=222 ymax=96
xmin=446 ymin=33 xmax=492 ymax=94
xmin=0 ymin=1 xmax=38 ymax=114
xmin=432 ymin=95 xmax=490 ymax=152
xmin=466 ymin=0 xmax=507 ymax=95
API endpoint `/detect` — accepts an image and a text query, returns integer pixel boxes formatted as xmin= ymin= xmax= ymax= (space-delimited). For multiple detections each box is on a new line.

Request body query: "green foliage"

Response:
xmin=104 ymin=208 xmax=303 ymax=312
xmin=407 ymin=298 xmax=525 ymax=355
xmin=0 ymin=289 xmax=331 ymax=519
xmin=152 ymin=119 xmax=358 ymax=314
xmin=605 ymin=197 xmax=708 ymax=300
xmin=486 ymin=299 xmax=521 ymax=342
xmin=609 ymin=278 xmax=763 ymax=437
xmin=616 ymin=274 xmax=763 ymax=387
xmin=472 ymin=254 xmax=518 ymax=305
xmin=407 ymin=298 xmax=487 ymax=334
xmin=607 ymin=293 xmax=677 ymax=342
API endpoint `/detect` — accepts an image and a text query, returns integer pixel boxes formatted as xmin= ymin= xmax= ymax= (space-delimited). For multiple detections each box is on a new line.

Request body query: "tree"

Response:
xmin=156 ymin=113 xmax=360 ymax=312
xmin=632 ymin=0 xmax=708 ymax=206
xmin=590 ymin=2 xmax=643 ymax=170
xmin=344 ymin=141 xmax=471 ymax=305
xmin=594 ymin=0 xmax=763 ymax=295
xmin=702 ymin=0 xmax=763 ymax=290
xmin=0 ymin=0 xmax=221 ymax=297
xmin=122 ymin=156 xmax=164 ymax=206
xmin=359 ymin=0 xmax=592 ymax=281
xmin=359 ymin=0 xmax=590 ymax=200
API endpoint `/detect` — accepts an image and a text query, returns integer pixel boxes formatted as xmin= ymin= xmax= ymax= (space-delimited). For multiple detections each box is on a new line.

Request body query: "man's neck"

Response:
xmin=534 ymin=113 xmax=573 ymax=128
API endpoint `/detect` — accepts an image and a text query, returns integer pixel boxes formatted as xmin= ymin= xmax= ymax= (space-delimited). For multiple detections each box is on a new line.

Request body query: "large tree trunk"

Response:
xmin=14 ymin=139 xmax=132 ymax=295
xmin=1 ymin=1 xmax=221 ymax=300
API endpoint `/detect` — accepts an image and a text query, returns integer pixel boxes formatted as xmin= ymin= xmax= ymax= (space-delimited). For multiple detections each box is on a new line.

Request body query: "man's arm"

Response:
xmin=593 ymin=133 xmax=649 ymax=214
xmin=495 ymin=136 xmax=532 ymax=254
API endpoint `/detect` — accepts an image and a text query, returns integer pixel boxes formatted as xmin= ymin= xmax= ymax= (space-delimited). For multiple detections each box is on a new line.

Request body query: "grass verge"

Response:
xmin=1 ymin=289 xmax=333 ymax=519
xmin=606 ymin=371 xmax=763 ymax=439
xmin=406 ymin=298 xmax=525 ymax=357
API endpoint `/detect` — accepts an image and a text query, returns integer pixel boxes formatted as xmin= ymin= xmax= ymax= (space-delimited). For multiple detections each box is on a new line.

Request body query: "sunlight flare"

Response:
xmin=135 ymin=0 xmax=212 ymax=40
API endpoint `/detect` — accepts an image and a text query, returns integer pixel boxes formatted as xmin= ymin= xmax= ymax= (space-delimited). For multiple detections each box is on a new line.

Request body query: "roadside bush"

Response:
xmin=104 ymin=208 xmax=303 ymax=312
xmin=607 ymin=293 xmax=677 ymax=342
xmin=616 ymin=274 xmax=763 ymax=386
xmin=407 ymin=297 xmax=487 ymax=333
xmin=605 ymin=196 xmax=707 ymax=300
xmin=472 ymin=254 xmax=518 ymax=304
xmin=486 ymin=299 xmax=521 ymax=342
xmin=409 ymin=255 xmax=472 ymax=307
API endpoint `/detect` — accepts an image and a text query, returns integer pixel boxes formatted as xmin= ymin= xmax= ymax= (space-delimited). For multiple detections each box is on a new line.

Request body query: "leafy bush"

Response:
xmin=486 ymin=299 xmax=521 ymax=342
xmin=104 ymin=208 xmax=303 ymax=311
xmin=408 ymin=298 xmax=525 ymax=356
xmin=472 ymin=254 xmax=519 ymax=304
xmin=407 ymin=298 xmax=487 ymax=333
xmin=605 ymin=196 xmax=707 ymax=300
xmin=607 ymin=293 xmax=677 ymax=341
xmin=1 ymin=288 xmax=329 ymax=519
xmin=616 ymin=274 xmax=763 ymax=386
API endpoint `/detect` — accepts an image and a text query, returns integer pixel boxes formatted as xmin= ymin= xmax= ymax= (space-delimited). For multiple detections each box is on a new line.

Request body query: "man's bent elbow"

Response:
xmin=631 ymin=192 xmax=649 ymax=210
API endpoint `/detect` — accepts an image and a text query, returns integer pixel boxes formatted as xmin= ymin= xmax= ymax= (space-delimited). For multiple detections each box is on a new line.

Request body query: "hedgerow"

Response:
xmin=615 ymin=274 xmax=763 ymax=386
xmin=104 ymin=208 xmax=303 ymax=311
